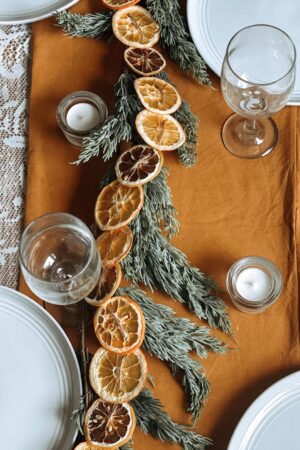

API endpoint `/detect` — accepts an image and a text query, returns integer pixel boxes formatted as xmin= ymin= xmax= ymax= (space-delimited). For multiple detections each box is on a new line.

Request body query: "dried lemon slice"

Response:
xmin=116 ymin=145 xmax=163 ymax=186
xmin=112 ymin=6 xmax=160 ymax=48
xmin=96 ymin=227 xmax=133 ymax=268
xmin=136 ymin=109 xmax=186 ymax=151
xmin=94 ymin=296 xmax=145 ymax=354
xmin=102 ymin=0 xmax=141 ymax=9
xmin=89 ymin=348 xmax=147 ymax=403
xmin=85 ymin=399 xmax=136 ymax=448
xmin=124 ymin=47 xmax=166 ymax=76
xmin=95 ymin=180 xmax=144 ymax=231
xmin=85 ymin=264 xmax=122 ymax=307
xmin=134 ymin=77 xmax=181 ymax=115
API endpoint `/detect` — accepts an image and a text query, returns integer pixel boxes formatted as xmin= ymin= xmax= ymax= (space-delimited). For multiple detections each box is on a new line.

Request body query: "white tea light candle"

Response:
xmin=66 ymin=103 xmax=100 ymax=132
xmin=226 ymin=256 xmax=282 ymax=314
xmin=235 ymin=267 xmax=272 ymax=301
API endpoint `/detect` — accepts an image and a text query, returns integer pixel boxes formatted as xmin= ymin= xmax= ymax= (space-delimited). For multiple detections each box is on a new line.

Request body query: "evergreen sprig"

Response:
xmin=74 ymin=73 xmax=141 ymax=164
xmin=132 ymin=390 xmax=212 ymax=450
xmin=145 ymin=0 xmax=210 ymax=85
xmin=122 ymin=170 xmax=232 ymax=335
xmin=56 ymin=10 xmax=113 ymax=39
xmin=119 ymin=286 xmax=226 ymax=422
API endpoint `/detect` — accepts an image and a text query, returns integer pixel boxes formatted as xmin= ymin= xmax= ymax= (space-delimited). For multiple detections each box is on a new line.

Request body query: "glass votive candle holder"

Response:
xmin=226 ymin=256 xmax=282 ymax=314
xmin=56 ymin=91 xmax=108 ymax=147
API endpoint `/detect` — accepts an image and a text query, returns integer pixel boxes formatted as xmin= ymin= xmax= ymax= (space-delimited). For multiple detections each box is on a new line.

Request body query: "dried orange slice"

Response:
xmin=95 ymin=180 xmax=144 ymax=231
xmin=89 ymin=347 xmax=147 ymax=403
xmin=85 ymin=399 xmax=136 ymax=448
xmin=74 ymin=443 xmax=95 ymax=450
xmin=94 ymin=296 xmax=145 ymax=354
xmin=136 ymin=109 xmax=186 ymax=151
xmin=112 ymin=6 xmax=160 ymax=48
xmin=85 ymin=264 xmax=122 ymax=307
xmin=134 ymin=77 xmax=181 ymax=115
xmin=96 ymin=227 xmax=133 ymax=268
xmin=116 ymin=145 xmax=163 ymax=186
xmin=124 ymin=47 xmax=166 ymax=76
xmin=102 ymin=0 xmax=141 ymax=10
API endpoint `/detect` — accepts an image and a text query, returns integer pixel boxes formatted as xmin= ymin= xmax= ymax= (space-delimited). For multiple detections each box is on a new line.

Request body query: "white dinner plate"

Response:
xmin=228 ymin=371 xmax=300 ymax=450
xmin=187 ymin=0 xmax=300 ymax=104
xmin=0 ymin=0 xmax=79 ymax=25
xmin=0 ymin=286 xmax=82 ymax=450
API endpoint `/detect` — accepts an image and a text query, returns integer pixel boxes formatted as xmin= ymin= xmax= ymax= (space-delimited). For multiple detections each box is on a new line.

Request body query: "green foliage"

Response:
xmin=145 ymin=0 xmax=211 ymax=85
xmin=56 ymin=10 xmax=113 ymax=39
xmin=132 ymin=390 xmax=213 ymax=450
xmin=119 ymin=286 xmax=226 ymax=422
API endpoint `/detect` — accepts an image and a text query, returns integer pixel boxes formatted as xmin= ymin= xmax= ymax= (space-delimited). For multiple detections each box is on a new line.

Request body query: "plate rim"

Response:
xmin=0 ymin=285 xmax=82 ymax=448
xmin=187 ymin=0 xmax=300 ymax=105
xmin=227 ymin=371 xmax=300 ymax=449
xmin=0 ymin=0 xmax=79 ymax=25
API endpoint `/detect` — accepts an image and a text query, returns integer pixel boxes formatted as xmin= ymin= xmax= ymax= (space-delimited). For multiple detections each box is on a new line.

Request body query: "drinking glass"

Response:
xmin=221 ymin=25 xmax=296 ymax=159
xmin=20 ymin=212 xmax=101 ymax=305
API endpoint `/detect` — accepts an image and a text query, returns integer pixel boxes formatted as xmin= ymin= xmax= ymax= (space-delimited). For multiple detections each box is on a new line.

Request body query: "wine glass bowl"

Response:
xmin=20 ymin=212 xmax=101 ymax=305
xmin=221 ymin=24 xmax=296 ymax=159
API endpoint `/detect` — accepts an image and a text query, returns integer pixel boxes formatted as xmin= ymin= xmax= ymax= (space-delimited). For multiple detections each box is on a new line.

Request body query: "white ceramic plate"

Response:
xmin=0 ymin=0 xmax=79 ymax=25
xmin=187 ymin=0 xmax=300 ymax=104
xmin=228 ymin=371 xmax=300 ymax=450
xmin=0 ymin=286 xmax=82 ymax=450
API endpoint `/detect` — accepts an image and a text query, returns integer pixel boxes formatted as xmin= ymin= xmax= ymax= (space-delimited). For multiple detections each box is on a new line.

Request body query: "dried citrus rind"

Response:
xmin=85 ymin=399 xmax=136 ymax=448
xmin=116 ymin=145 xmax=163 ymax=186
xmin=124 ymin=47 xmax=166 ymax=76
xmin=74 ymin=443 xmax=95 ymax=450
xmin=85 ymin=264 xmax=122 ymax=307
xmin=94 ymin=296 xmax=145 ymax=354
xmin=89 ymin=347 xmax=147 ymax=403
xmin=102 ymin=0 xmax=141 ymax=10
xmin=95 ymin=180 xmax=144 ymax=231
xmin=134 ymin=77 xmax=181 ymax=115
xmin=112 ymin=6 xmax=160 ymax=48
xmin=96 ymin=227 xmax=133 ymax=268
xmin=136 ymin=109 xmax=186 ymax=151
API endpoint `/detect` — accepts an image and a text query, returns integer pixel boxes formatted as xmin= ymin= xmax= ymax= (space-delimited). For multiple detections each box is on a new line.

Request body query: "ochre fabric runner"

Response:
xmin=20 ymin=1 xmax=300 ymax=448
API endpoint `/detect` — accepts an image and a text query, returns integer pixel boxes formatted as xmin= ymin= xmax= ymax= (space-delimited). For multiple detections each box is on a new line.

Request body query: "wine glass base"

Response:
xmin=222 ymin=114 xmax=278 ymax=159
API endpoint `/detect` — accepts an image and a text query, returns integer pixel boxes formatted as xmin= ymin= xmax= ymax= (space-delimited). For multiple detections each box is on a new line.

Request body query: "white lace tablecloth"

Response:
xmin=0 ymin=25 xmax=31 ymax=289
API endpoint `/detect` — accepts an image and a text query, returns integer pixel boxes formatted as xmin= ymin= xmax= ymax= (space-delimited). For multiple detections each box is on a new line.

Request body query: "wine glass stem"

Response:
xmin=237 ymin=118 xmax=264 ymax=145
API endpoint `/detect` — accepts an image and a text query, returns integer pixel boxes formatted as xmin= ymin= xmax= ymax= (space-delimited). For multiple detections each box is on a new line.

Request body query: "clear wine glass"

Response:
xmin=221 ymin=24 xmax=296 ymax=159
xmin=20 ymin=212 xmax=101 ymax=306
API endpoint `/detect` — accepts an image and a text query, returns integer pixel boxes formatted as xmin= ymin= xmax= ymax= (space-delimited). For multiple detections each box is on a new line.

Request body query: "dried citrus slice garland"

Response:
xmin=94 ymin=296 xmax=145 ymax=353
xmin=136 ymin=109 xmax=186 ymax=151
xmin=89 ymin=347 xmax=147 ymax=403
xmin=95 ymin=180 xmax=144 ymax=231
xmin=112 ymin=6 xmax=160 ymax=48
xmin=116 ymin=145 xmax=163 ymax=186
xmin=102 ymin=0 xmax=141 ymax=10
xmin=85 ymin=399 xmax=136 ymax=448
xmin=85 ymin=263 xmax=122 ymax=306
xmin=124 ymin=47 xmax=166 ymax=76
xmin=134 ymin=77 xmax=181 ymax=115
xmin=96 ymin=226 xmax=133 ymax=268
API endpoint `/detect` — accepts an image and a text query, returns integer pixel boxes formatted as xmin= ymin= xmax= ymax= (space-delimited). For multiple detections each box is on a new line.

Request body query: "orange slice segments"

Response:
xmin=124 ymin=47 xmax=166 ymax=76
xmin=102 ymin=0 xmax=141 ymax=10
xmin=112 ymin=6 xmax=160 ymax=48
xmin=89 ymin=347 xmax=147 ymax=403
xmin=85 ymin=399 xmax=136 ymax=448
xmin=95 ymin=180 xmax=144 ymax=231
xmin=85 ymin=264 xmax=122 ymax=307
xmin=96 ymin=227 xmax=133 ymax=268
xmin=94 ymin=296 xmax=145 ymax=354
xmin=136 ymin=109 xmax=186 ymax=151
xmin=134 ymin=77 xmax=181 ymax=115
xmin=116 ymin=145 xmax=163 ymax=186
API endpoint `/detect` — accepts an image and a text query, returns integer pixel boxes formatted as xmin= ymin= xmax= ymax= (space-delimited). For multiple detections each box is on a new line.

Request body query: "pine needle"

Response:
xmin=132 ymin=390 xmax=213 ymax=450
xmin=145 ymin=0 xmax=211 ymax=85
xmin=119 ymin=286 xmax=226 ymax=422
xmin=56 ymin=10 xmax=113 ymax=39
